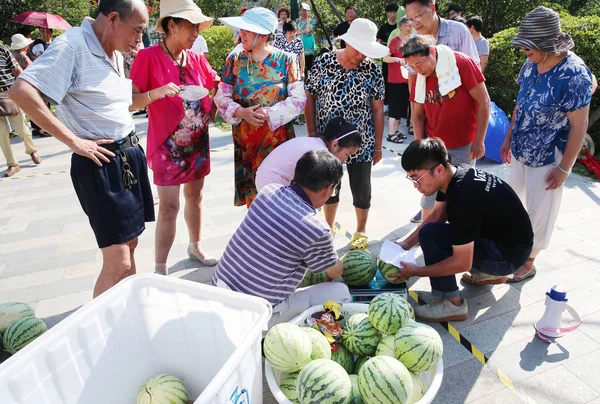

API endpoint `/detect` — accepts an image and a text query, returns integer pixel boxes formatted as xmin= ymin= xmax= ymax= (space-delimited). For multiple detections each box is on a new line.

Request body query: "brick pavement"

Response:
xmin=1 ymin=117 xmax=600 ymax=403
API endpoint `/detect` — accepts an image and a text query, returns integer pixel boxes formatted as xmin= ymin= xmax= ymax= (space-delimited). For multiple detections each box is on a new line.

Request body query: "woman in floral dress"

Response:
xmin=130 ymin=2 xmax=218 ymax=274
xmin=216 ymin=7 xmax=307 ymax=207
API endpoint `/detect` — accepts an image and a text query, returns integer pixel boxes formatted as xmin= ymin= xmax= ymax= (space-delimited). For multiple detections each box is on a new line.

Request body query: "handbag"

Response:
xmin=0 ymin=91 xmax=19 ymax=117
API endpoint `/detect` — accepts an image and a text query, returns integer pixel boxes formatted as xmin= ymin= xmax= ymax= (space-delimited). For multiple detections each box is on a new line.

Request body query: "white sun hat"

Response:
xmin=10 ymin=34 xmax=34 ymax=51
xmin=154 ymin=0 xmax=213 ymax=33
xmin=340 ymin=18 xmax=390 ymax=58
xmin=301 ymin=3 xmax=311 ymax=11
xmin=219 ymin=7 xmax=278 ymax=35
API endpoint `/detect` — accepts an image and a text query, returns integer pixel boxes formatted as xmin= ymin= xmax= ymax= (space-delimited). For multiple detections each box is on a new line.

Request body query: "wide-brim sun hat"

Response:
xmin=10 ymin=34 xmax=34 ymax=50
xmin=154 ymin=0 xmax=213 ymax=33
xmin=301 ymin=3 xmax=311 ymax=11
xmin=340 ymin=18 xmax=389 ymax=59
xmin=511 ymin=6 xmax=574 ymax=55
xmin=219 ymin=7 xmax=278 ymax=35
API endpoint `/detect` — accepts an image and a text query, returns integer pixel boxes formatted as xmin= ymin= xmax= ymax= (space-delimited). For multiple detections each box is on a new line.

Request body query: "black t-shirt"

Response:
xmin=333 ymin=21 xmax=351 ymax=48
xmin=377 ymin=22 xmax=397 ymax=46
xmin=436 ymin=166 xmax=533 ymax=265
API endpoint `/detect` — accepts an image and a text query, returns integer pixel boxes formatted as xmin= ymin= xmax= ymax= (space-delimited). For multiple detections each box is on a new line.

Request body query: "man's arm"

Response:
xmin=405 ymin=242 xmax=474 ymax=278
xmin=11 ymin=65 xmax=23 ymax=76
xmin=479 ymin=55 xmax=489 ymax=74
xmin=411 ymin=101 xmax=426 ymax=140
xmin=9 ymin=79 xmax=115 ymax=166
xmin=398 ymin=201 xmax=447 ymax=249
xmin=468 ymin=81 xmax=491 ymax=160
xmin=305 ymin=92 xmax=317 ymax=136
xmin=325 ymin=260 xmax=344 ymax=279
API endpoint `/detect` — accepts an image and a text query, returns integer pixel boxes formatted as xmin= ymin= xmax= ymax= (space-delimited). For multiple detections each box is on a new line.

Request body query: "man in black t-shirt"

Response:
xmin=393 ymin=139 xmax=533 ymax=322
xmin=333 ymin=6 xmax=357 ymax=48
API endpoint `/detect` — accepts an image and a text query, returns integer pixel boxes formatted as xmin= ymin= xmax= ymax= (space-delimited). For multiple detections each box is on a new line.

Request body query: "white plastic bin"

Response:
xmin=0 ymin=274 xmax=272 ymax=404
xmin=265 ymin=303 xmax=443 ymax=404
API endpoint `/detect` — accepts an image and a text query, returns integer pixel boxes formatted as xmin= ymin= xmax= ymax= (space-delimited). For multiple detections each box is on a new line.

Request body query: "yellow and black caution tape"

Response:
xmin=329 ymin=215 xmax=532 ymax=400
xmin=382 ymin=145 xmax=404 ymax=158
xmin=0 ymin=169 xmax=68 ymax=181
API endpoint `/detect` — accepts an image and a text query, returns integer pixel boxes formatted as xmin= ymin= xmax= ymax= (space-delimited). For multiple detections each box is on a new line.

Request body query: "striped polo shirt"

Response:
xmin=212 ymin=184 xmax=338 ymax=305
xmin=0 ymin=44 xmax=18 ymax=90
xmin=19 ymin=18 xmax=134 ymax=141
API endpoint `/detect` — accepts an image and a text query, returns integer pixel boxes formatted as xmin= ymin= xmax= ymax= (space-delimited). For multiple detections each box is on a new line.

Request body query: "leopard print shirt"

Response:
xmin=306 ymin=51 xmax=385 ymax=164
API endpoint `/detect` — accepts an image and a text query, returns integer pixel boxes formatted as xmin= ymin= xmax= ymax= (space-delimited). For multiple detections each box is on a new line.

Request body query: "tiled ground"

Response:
xmin=1 ymin=116 xmax=600 ymax=403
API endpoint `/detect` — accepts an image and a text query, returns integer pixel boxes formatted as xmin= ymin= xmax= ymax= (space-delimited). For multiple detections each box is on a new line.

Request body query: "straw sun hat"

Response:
xmin=154 ymin=0 xmax=213 ymax=33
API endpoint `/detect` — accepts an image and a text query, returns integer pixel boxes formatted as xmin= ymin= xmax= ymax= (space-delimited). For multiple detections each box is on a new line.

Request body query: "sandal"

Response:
xmin=350 ymin=232 xmax=368 ymax=250
xmin=506 ymin=266 xmax=536 ymax=282
xmin=386 ymin=133 xmax=404 ymax=144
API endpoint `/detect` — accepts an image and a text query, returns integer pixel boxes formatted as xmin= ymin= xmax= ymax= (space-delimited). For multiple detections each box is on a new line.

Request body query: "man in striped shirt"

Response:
xmin=213 ymin=150 xmax=351 ymax=326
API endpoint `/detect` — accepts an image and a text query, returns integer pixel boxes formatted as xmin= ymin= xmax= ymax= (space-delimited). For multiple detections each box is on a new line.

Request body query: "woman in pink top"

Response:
xmin=130 ymin=1 xmax=218 ymax=274
xmin=256 ymin=117 xmax=361 ymax=190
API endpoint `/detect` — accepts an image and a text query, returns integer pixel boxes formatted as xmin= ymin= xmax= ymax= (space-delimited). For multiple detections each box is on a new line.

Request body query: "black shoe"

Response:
xmin=411 ymin=211 xmax=422 ymax=223
xmin=133 ymin=108 xmax=147 ymax=116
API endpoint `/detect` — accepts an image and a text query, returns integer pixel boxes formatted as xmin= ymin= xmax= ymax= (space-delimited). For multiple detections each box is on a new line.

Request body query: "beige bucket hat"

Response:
xmin=154 ymin=0 xmax=213 ymax=33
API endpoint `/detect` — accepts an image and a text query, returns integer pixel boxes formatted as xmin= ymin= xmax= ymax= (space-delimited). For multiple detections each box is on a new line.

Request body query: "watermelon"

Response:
xmin=136 ymin=374 xmax=187 ymax=404
xmin=280 ymin=372 xmax=301 ymax=403
xmin=341 ymin=313 xmax=381 ymax=356
xmin=354 ymin=356 xmax=370 ymax=374
xmin=0 ymin=302 xmax=35 ymax=333
xmin=368 ymin=293 xmax=411 ymax=335
xmin=2 ymin=316 xmax=46 ymax=354
xmin=378 ymin=261 xmax=404 ymax=284
xmin=343 ymin=250 xmax=377 ymax=287
xmin=331 ymin=344 xmax=355 ymax=374
xmin=297 ymin=359 xmax=352 ymax=404
xmin=394 ymin=322 xmax=443 ymax=372
xmin=300 ymin=270 xmax=328 ymax=287
xmin=349 ymin=374 xmax=363 ymax=404
xmin=407 ymin=371 xmax=426 ymax=404
xmin=358 ymin=356 xmax=413 ymax=404
xmin=408 ymin=304 xmax=415 ymax=320
xmin=375 ymin=335 xmax=395 ymax=357
xmin=264 ymin=323 xmax=312 ymax=372
xmin=302 ymin=327 xmax=332 ymax=360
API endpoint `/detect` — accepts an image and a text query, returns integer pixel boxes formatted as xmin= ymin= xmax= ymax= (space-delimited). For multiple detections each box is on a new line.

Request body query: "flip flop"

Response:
xmin=350 ymin=232 xmax=368 ymax=250
xmin=506 ymin=266 xmax=536 ymax=282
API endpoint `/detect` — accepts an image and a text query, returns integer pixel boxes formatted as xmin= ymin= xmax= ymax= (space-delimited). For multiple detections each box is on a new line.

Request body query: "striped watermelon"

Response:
xmin=408 ymin=304 xmax=415 ymax=320
xmin=280 ymin=372 xmax=301 ymax=403
xmin=378 ymin=261 xmax=404 ymax=284
xmin=343 ymin=250 xmax=377 ymax=287
xmin=136 ymin=374 xmax=187 ymax=404
xmin=0 ymin=302 xmax=35 ymax=333
xmin=375 ymin=335 xmax=395 ymax=357
xmin=265 ymin=323 xmax=312 ymax=372
xmin=358 ymin=356 xmax=413 ymax=404
xmin=300 ymin=270 xmax=328 ymax=287
xmin=394 ymin=322 xmax=443 ymax=372
xmin=408 ymin=371 xmax=426 ymax=404
xmin=297 ymin=359 xmax=352 ymax=404
xmin=331 ymin=344 xmax=355 ymax=374
xmin=341 ymin=313 xmax=381 ymax=356
xmin=349 ymin=374 xmax=363 ymax=404
xmin=302 ymin=327 xmax=332 ymax=360
xmin=354 ymin=356 xmax=370 ymax=374
xmin=2 ymin=316 xmax=46 ymax=354
xmin=368 ymin=293 xmax=411 ymax=334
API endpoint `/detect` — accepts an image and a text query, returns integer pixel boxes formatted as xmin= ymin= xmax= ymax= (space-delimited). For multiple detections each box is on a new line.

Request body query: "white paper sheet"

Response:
xmin=379 ymin=240 xmax=418 ymax=267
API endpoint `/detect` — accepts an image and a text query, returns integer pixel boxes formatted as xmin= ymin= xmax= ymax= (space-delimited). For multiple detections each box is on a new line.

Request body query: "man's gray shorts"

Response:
xmin=420 ymin=143 xmax=476 ymax=210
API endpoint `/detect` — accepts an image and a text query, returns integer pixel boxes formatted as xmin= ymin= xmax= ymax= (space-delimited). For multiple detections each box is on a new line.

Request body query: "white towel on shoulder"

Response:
xmin=414 ymin=45 xmax=462 ymax=104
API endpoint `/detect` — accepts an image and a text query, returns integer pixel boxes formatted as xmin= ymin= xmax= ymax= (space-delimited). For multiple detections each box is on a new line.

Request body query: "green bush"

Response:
xmin=203 ymin=25 xmax=234 ymax=78
xmin=486 ymin=14 xmax=600 ymax=121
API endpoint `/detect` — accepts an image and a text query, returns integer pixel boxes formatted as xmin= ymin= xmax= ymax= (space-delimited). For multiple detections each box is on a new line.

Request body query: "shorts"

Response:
xmin=71 ymin=145 xmax=155 ymax=248
xmin=326 ymin=160 xmax=372 ymax=209
xmin=388 ymin=82 xmax=410 ymax=120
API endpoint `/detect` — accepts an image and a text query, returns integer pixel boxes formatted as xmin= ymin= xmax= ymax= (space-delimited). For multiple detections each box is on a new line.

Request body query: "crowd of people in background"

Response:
xmin=1 ymin=0 xmax=595 ymax=323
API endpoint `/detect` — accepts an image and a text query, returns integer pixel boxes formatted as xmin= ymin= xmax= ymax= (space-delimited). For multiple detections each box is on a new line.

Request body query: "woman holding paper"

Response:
xmin=401 ymin=34 xmax=490 ymax=222
xmin=130 ymin=0 xmax=219 ymax=274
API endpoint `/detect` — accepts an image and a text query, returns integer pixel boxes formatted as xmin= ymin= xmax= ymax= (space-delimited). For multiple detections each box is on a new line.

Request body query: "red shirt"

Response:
xmin=388 ymin=36 xmax=408 ymax=84
xmin=410 ymin=52 xmax=484 ymax=149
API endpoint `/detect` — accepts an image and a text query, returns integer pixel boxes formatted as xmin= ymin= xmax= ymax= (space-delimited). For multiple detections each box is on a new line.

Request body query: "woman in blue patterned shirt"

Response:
xmin=500 ymin=7 xmax=593 ymax=282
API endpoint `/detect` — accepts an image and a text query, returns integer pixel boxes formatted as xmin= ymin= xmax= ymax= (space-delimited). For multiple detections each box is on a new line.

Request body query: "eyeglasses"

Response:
xmin=520 ymin=47 xmax=531 ymax=52
xmin=331 ymin=183 xmax=340 ymax=197
xmin=406 ymin=163 xmax=441 ymax=186
xmin=408 ymin=9 xmax=429 ymax=24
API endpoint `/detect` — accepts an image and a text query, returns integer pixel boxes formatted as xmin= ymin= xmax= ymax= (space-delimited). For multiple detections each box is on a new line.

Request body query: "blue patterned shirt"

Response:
xmin=512 ymin=53 xmax=592 ymax=167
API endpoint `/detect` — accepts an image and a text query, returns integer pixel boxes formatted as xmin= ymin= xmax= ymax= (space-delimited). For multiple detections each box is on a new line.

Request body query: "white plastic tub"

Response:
xmin=0 ymin=274 xmax=272 ymax=404
xmin=265 ymin=303 xmax=443 ymax=404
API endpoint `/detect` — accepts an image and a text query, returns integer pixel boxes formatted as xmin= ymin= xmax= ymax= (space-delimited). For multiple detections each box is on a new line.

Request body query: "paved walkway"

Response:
xmin=1 ymin=117 xmax=600 ymax=404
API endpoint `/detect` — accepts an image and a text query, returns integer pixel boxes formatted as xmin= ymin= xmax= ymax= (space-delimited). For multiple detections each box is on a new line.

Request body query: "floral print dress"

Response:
xmin=214 ymin=48 xmax=306 ymax=207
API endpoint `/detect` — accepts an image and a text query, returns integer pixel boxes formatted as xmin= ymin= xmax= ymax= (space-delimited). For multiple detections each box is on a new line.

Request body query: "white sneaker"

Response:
xmin=414 ymin=298 xmax=468 ymax=322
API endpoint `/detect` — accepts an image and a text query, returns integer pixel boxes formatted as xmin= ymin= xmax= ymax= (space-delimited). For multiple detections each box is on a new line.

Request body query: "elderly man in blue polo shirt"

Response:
xmin=10 ymin=0 xmax=156 ymax=297
xmin=213 ymin=150 xmax=352 ymax=326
